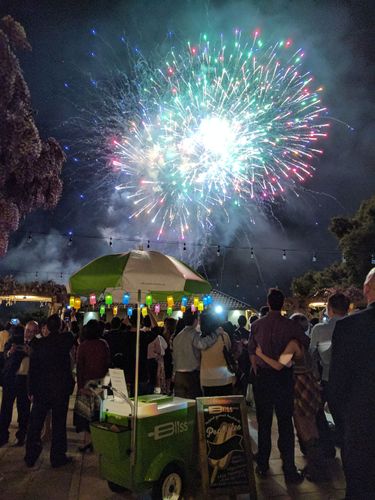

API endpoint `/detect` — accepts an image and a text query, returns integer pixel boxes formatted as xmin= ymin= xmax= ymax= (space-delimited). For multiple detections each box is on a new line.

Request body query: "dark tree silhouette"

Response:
xmin=0 ymin=16 xmax=65 ymax=255
xmin=292 ymin=195 xmax=375 ymax=297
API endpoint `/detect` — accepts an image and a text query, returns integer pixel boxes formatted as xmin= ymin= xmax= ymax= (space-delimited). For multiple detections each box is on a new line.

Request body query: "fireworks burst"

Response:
xmin=76 ymin=29 xmax=329 ymax=239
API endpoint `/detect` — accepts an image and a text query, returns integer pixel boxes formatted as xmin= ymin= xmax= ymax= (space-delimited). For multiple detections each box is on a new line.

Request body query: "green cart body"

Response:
xmin=90 ymin=395 xmax=196 ymax=495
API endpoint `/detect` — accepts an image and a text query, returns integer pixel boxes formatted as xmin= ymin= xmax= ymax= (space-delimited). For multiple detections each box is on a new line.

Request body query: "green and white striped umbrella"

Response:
xmin=68 ymin=249 xmax=211 ymax=302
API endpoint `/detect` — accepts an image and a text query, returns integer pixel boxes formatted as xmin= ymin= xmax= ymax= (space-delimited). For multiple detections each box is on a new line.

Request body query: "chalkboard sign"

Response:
xmin=196 ymin=395 xmax=257 ymax=499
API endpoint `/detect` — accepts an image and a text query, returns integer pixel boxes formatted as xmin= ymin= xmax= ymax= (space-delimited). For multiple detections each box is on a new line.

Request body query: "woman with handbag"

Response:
xmin=74 ymin=320 xmax=110 ymax=452
xmin=199 ymin=312 xmax=235 ymax=396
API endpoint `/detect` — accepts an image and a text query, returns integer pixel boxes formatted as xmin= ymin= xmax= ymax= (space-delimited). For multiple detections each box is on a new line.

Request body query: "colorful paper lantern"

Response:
xmin=105 ymin=293 xmax=113 ymax=306
xmin=167 ymin=295 xmax=174 ymax=308
xmin=99 ymin=305 xmax=105 ymax=316
xmin=203 ymin=295 xmax=209 ymax=306
xmin=122 ymin=292 xmax=130 ymax=305
xmin=206 ymin=294 xmax=213 ymax=305
xmin=191 ymin=304 xmax=196 ymax=313
xmin=198 ymin=301 xmax=204 ymax=312
xmin=193 ymin=296 xmax=199 ymax=307
xmin=141 ymin=307 xmax=148 ymax=317
xmin=154 ymin=304 xmax=161 ymax=314
xmin=181 ymin=296 xmax=188 ymax=307
xmin=113 ymin=306 xmax=118 ymax=316
xmin=167 ymin=306 xmax=173 ymax=316
xmin=89 ymin=293 xmax=96 ymax=306
xmin=74 ymin=297 xmax=81 ymax=310
xmin=181 ymin=305 xmax=186 ymax=313
xmin=145 ymin=294 xmax=153 ymax=307
xmin=69 ymin=296 xmax=75 ymax=307
xmin=127 ymin=307 xmax=133 ymax=317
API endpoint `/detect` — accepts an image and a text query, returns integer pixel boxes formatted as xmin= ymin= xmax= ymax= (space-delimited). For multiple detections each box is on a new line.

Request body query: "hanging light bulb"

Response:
xmin=154 ymin=304 xmax=161 ymax=314
xmin=122 ymin=292 xmax=130 ymax=305
xmin=127 ymin=306 xmax=133 ymax=317
xmin=105 ymin=293 xmax=113 ymax=306
xmin=167 ymin=295 xmax=174 ymax=308
xmin=113 ymin=305 xmax=118 ymax=316
xmin=145 ymin=294 xmax=153 ymax=306
xmin=69 ymin=296 xmax=75 ymax=308
xmin=99 ymin=304 xmax=106 ymax=316
xmin=167 ymin=306 xmax=173 ymax=316
xmin=282 ymin=249 xmax=287 ymax=261
xmin=74 ymin=297 xmax=81 ymax=309
xmin=89 ymin=293 xmax=97 ymax=306
xmin=141 ymin=307 xmax=148 ymax=317
xmin=181 ymin=296 xmax=188 ymax=307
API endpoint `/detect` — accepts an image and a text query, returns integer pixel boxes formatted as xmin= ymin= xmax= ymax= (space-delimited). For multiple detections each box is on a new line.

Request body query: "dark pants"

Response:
xmin=203 ymin=384 xmax=233 ymax=397
xmin=341 ymin=422 xmax=375 ymax=499
xmin=25 ymin=394 xmax=69 ymax=465
xmin=0 ymin=375 xmax=30 ymax=443
xmin=316 ymin=381 xmax=336 ymax=453
xmin=174 ymin=371 xmax=201 ymax=399
xmin=253 ymin=368 xmax=296 ymax=473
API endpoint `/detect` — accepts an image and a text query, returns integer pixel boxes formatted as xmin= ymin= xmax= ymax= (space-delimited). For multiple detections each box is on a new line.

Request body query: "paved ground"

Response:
xmin=0 ymin=393 xmax=346 ymax=499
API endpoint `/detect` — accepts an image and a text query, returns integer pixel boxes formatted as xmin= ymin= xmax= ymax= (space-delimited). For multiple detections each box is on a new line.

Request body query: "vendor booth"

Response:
xmin=68 ymin=249 xmax=212 ymax=498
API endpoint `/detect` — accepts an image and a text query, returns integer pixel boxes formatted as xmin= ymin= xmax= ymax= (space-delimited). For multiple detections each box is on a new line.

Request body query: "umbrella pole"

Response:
xmin=131 ymin=289 xmax=141 ymax=466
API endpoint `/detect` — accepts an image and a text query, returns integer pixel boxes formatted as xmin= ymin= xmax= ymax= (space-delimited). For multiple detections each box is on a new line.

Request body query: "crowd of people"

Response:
xmin=0 ymin=268 xmax=374 ymax=499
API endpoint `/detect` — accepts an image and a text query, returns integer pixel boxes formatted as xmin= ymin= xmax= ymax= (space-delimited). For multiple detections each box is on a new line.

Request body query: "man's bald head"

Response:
xmin=25 ymin=320 xmax=39 ymax=342
xmin=363 ymin=268 xmax=375 ymax=304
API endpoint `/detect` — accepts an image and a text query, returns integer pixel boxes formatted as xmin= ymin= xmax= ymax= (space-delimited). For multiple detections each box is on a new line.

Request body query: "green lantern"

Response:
xmin=145 ymin=294 xmax=153 ymax=307
xmin=105 ymin=293 xmax=113 ymax=306
xmin=99 ymin=304 xmax=105 ymax=316
xmin=167 ymin=306 xmax=173 ymax=316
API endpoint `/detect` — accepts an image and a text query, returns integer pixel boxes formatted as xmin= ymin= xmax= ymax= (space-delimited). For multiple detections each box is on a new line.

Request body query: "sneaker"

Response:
xmin=284 ymin=469 xmax=304 ymax=484
xmin=51 ymin=456 xmax=73 ymax=468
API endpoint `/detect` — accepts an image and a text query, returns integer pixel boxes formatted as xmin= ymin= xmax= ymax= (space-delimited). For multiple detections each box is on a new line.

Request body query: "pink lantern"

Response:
xmin=191 ymin=304 xmax=196 ymax=313
xmin=89 ymin=293 xmax=96 ymax=306
xmin=154 ymin=304 xmax=161 ymax=314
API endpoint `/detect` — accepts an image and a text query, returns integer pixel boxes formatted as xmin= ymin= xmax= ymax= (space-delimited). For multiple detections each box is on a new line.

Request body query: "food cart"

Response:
xmin=68 ymin=250 xmax=212 ymax=498
xmin=91 ymin=391 xmax=196 ymax=498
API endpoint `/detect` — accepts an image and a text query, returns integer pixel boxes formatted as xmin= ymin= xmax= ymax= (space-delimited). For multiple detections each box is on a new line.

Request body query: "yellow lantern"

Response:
xmin=198 ymin=301 xmax=204 ymax=312
xmin=69 ymin=296 xmax=75 ymax=307
xmin=193 ymin=296 xmax=199 ymax=307
xmin=141 ymin=307 xmax=148 ymax=318
xmin=74 ymin=297 xmax=81 ymax=310
xmin=113 ymin=306 xmax=118 ymax=316
xmin=167 ymin=295 xmax=174 ymax=308
xmin=181 ymin=305 xmax=186 ymax=313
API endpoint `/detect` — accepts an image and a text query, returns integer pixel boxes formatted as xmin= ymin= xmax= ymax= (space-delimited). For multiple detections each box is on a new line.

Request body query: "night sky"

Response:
xmin=0 ymin=0 xmax=374 ymax=308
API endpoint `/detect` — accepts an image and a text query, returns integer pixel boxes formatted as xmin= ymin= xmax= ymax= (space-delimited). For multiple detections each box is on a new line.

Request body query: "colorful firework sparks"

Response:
xmin=103 ymin=30 xmax=329 ymax=238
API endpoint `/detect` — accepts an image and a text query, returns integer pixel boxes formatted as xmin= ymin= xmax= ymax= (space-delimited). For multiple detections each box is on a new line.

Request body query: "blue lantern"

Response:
xmin=181 ymin=296 xmax=188 ymax=307
xmin=206 ymin=294 xmax=213 ymax=305
xmin=122 ymin=292 xmax=130 ymax=305
xmin=203 ymin=295 xmax=209 ymax=307
xmin=127 ymin=307 xmax=133 ymax=317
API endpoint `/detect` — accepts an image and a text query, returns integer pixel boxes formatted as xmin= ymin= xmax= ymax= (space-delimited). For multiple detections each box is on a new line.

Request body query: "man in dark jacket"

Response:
xmin=328 ymin=268 xmax=375 ymax=499
xmin=0 ymin=325 xmax=30 ymax=447
xmin=25 ymin=314 xmax=74 ymax=468
xmin=248 ymin=288 xmax=309 ymax=484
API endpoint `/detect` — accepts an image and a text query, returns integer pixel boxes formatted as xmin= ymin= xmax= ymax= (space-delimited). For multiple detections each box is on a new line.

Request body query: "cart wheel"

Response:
xmin=152 ymin=463 xmax=184 ymax=500
xmin=107 ymin=481 xmax=126 ymax=493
